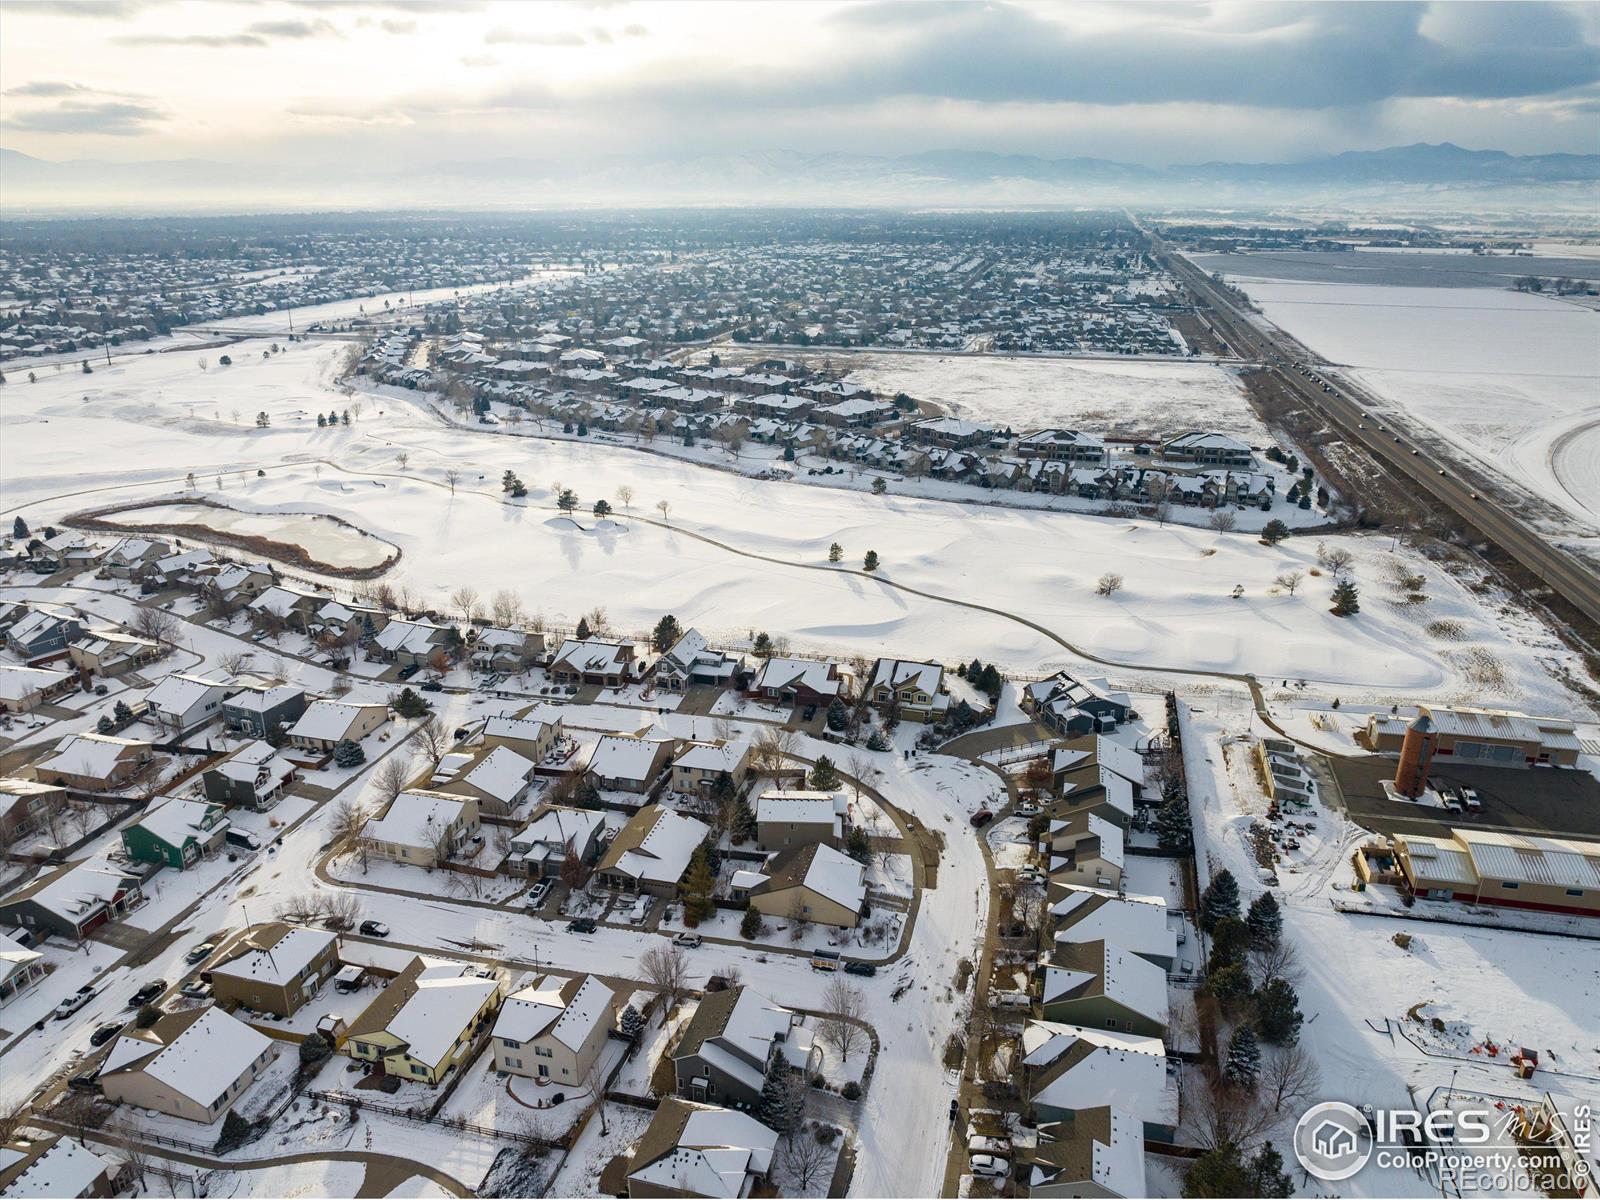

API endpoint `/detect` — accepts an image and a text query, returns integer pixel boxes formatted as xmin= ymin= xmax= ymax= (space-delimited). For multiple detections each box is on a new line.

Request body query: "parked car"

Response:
xmin=420 ymin=681 xmax=443 ymax=693
xmin=359 ymin=920 xmax=390 ymax=938
xmin=186 ymin=942 xmax=216 ymax=964
xmin=67 ymin=1073 xmax=102 ymax=1094
xmin=525 ymin=879 xmax=553 ymax=909
xmin=801 ymin=704 xmax=818 ymax=721
xmin=180 ymin=981 xmax=212 ymax=1001
xmin=397 ymin=663 xmax=420 ymax=680
xmin=969 ymin=809 xmax=995 ymax=828
xmin=844 ymin=962 xmax=877 ymax=978
xmin=54 ymin=989 xmax=95 ymax=1020
xmin=968 ymin=1136 xmax=1013 ymax=1156
xmin=1016 ymin=800 xmax=1040 ymax=817
xmin=128 ymin=980 xmax=166 ymax=1008
xmin=89 ymin=1022 xmax=124 ymax=1048
xmin=969 ymin=1155 xmax=1010 ymax=1180
xmin=567 ymin=917 xmax=598 ymax=934
xmin=809 ymin=949 xmax=842 ymax=972
xmin=627 ymin=895 xmax=652 ymax=924
xmin=672 ymin=933 xmax=702 ymax=949
xmin=225 ymin=829 xmax=261 ymax=852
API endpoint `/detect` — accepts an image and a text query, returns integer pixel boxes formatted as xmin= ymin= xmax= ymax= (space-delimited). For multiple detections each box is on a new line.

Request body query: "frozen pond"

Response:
xmin=95 ymin=501 xmax=396 ymax=570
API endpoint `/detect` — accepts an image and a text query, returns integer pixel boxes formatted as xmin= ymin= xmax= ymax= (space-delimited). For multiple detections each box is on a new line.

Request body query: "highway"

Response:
xmin=1140 ymin=222 xmax=1600 ymax=629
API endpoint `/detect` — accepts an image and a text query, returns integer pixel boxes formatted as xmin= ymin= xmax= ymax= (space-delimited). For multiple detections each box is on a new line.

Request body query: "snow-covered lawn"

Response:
xmin=198 ymin=1159 xmax=368 ymax=1199
xmin=544 ymin=1101 xmax=652 ymax=1197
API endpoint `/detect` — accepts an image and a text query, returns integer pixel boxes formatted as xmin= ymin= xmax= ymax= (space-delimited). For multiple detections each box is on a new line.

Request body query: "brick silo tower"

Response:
xmin=1394 ymin=711 xmax=1437 ymax=799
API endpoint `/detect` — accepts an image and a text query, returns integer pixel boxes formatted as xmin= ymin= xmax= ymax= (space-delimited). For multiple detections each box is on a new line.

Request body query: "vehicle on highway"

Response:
xmin=186 ymin=942 xmax=216 ymax=964
xmin=54 ymin=989 xmax=95 ymax=1020
xmin=672 ymin=933 xmax=703 ymax=949
xmin=89 ymin=1021 xmax=124 ymax=1047
xmin=128 ymin=979 xmax=166 ymax=1007
xmin=359 ymin=920 xmax=391 ymax=938
xmin=1470 ymin=492 xmax=1480 ymax=500
xmin=1438 ymin=469 xmax=1448 ymax=477
xmin=844 ymin=962 xmax=877 ymax=977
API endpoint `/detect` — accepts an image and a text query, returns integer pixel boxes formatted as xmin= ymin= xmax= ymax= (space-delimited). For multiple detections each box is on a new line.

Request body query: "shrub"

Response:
xmin=840 ymin=1080 xmax=862 ymax=1101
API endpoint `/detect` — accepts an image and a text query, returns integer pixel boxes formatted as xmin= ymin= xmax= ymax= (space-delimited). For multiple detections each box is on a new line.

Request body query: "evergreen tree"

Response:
xmin=576 ymin=421 xmax=588 ymax=436
xmin=828 ymin=542 xmax=843 ymax=564
xmin=1246 ymin=892 xmax=1283 ymax=949
xmin=1208 ymin=916 xmax=1251 ymax=972
xmin=757 ymin=1058 xmax=799 ymax=1135
xmin=392 ymin=687 xmax=431 ymax=719
xmin=862 ymin=550 xmax=880 ymax=572
xmin=1200 ymin=868 xmax=1241 ymax=932
xmin=12 ymin=516 xmax=27 ymax=539
xmin=593 ymin=499 xmax=612 ymax=518
xmin=1254 ymin=977 xmax=1304 ymax=1045
xmin=866 ymin=730 xmax=889 ymax=752
xmin=731 ymin=796 xmax=757 ymax=844
xmin=501 ymin=469 xmax=519 ymax=492
xmin=741 ymin=906 xmax=763 ymax=939
xmin=333 ymin=739 xmax=366 ymax=768
xmin=342 ymin=411 xmax=351 ymax=425
xmin=752 ymin=631 xmax=773 ymax=657
xmin=361 ymin=613 xmax=377 ymax=642
xmin=328 ymin=410 xmax=339 ymax=425
xmin=845 ymin=825 xmax=871 ymax=862
xmin=1246 ymin=1144 xmax=1293 ymax=1198
xmin=1260 ymin=519 xmax=1290 ymax=545
xmin=652 ymin=614 xmax=683 ymax=653
xmin=1205 ymin=962 xmax=1252 ymax=1006
xmin=1224 ymin=1026 xmax=1261 ymax=1085
xmin=871 ymin=477 xmax=887 ymax=495
xmin=113 ymin=700 xmax=132 ymax=722
xmin=1331 ymin=579 xmax=1360 ymax=616
xmin=977 ymin=663 xmax=1003 ymax=697
xmin=681 ymin=846 xmax=715 ymax=925
xmin=557 ymin=488 xmax=579 ymax=514
xmin=1183 ymin=1144 xmax=1252 ymax=1198
xmin=1156 ymin=795 xmax=1191 ymax=849
xmin=576 ymin=616 xmax=593 ymax=640
xmin=317 ymin=413 xmax=327 ymax=428
xmin=619 ymin=1003 xmax=644 ymax=1041
xmin=809 ymin=755 xmax=840 ymax=790
xmin=96 ymin=714 xmax=114 ymax=734
xmin=826 ymin=697 xmax=848 ymax=731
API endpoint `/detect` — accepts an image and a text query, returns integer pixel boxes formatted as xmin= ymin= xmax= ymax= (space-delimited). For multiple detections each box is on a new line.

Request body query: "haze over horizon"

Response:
xmin=2 ymin=0 xmax=1599 ymax=211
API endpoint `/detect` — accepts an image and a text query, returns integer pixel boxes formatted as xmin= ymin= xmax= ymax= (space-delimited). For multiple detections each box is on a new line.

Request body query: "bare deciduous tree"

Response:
xmin=328 ymin=798 xmax=368 ymax=853
xmin=1095 ymin=572 xmax=1124 ymax=597
xmin=450 ymin=586 xmax=481 ymax=627
xmin=753 ymin=727 xmax=800 ymax=781
xmin=412 ymin=715 xmax=450 ymax=770
xmin=1208 ymin=510 xmax=1238 ymax=532
xmin=445 ymin=469 xmax=460 ymax=494
xmin=1181 ymin=1067 xmax=1281 ymax=1151
xmin=615 ymin=484 xmax=634 ymax=511
xmin=817 ymin=978 xmax=868 ymax=1062
xmin=1275 ymin=570 xmax=1305 ymax=596
xmin=372 ymin=756 xmax=412 ymax=808
xmin=130 ymin=605 xmax=181 ymax=647
xmin=656 ymin=499 xmax=670 ymax=522
xmin=490 ymin=588 xmax=524 ymax=627
xmin=640 ymin=943 xmax=690 ymax=1006
xmin=217 ymin=650 xmax=253 ymax=675
xmin=1259 ymin=1042 xmax=1320 ymax=1114
xmin=783 ymin=1134 xmax=834 ymax=1190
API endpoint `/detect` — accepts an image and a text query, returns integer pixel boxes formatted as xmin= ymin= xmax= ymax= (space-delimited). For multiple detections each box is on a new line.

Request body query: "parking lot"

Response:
xmin=1326 ymin=755 xmax=1600 ymax=840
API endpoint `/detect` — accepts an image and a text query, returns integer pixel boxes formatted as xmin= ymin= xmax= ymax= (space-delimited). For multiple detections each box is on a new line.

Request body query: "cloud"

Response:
xmin=114 ymin=16 xmax=341 ymax=48
xmin=590 ymin=25 xmax=613 ymax=45
xmin=380 ymin=18 xmax=416 ymax=34
xmin=5 ymin=81 xmax=95 ymax=97
xmin=460 ymin=53 xmax=500 ymax=67
xmin=622 ymin=23 xmax=647 ymax=37
xmin=3 ymin=0 xmax=161 ymax=16
xmin=7 ymin=98 xmax=166 ymax=135
xmin=244 ymin=18 xmax=341 ymax=39
xmin=288 ymin=0 xmax=481 ymax=9
xmin=484 ymin=26 xmax=585 ymax=46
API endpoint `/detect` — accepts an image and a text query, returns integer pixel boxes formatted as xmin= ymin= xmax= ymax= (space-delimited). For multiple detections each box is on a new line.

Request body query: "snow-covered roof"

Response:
xmin=588 ymin=734 xmax=665 ymax=783
xmin=0 ymin=665 xmax=69 ymax=703
xmin=494 ymin=974 xmax=614 ymax=1053
xmin=630 ymin=1101 xmax=778 ymax=1197
xmin=33 ymin=733 xmax=147 ymax=781
xmin=1050 ymin=736 xmax=1144 ymax=787
xmin=212 ymin=741 xmax=295 ymax=792
xmin=755 ymin=790 xmax=843 ymax=829
xmin=550 ymin=638 xmax=634 ymax=677
xmin=794 ymin=843 xmax=866 ymax=912
xmin=361 ymin=789 xmax=469 ymax=850
xmin=0 ymin=1136 xmax=114 ymax=1198
xmin=673 ymin=741 xmax=748 ymax=775
xmin=1455 ymin=829 xmax=1600 ymax=890
xmin=1050 ymin=888 xmax=1176 ymax=964
xmin=102 ymin=1006 xmax=272 ymax=1111
xmin=458 ymin=746 xmax=534 ymax=804
xmin=1022 ymin=1020 xmax=1176 ymax=1126
xmin=513 ymin=805 xmax=605 ymax=854
xmin=290 ymin=700 xmax=383 ymax=743
xmin=1050 ymin=812 xmax=1125 ymax=872
xmin=870 ymin=658 xmax=943 ymax=694
xmin=133 ymin=797 xmax=227 ymax=850
xmin=483 ymin=716 xmax=559 ymax=748
xmin=221 ymin=684 xmax=303 ymax=714
xmin=373 ymin=619 xmax=446 ymax=655
xmin=0 ymin=859 xmax=135 ymax=923
xmin=211 ymin=926 xmax=337 ymax=988
xmin=605 ymin=807 xmax=709 ymax=885
xmin=387 ymin=975 xmax=500 ymax=1068
xmin=144 ymin=672 xmax=232 ymax=717
xmin=752 ymin=656 xmax=840 ymax=698
xmin=1044 ymin=941 xmax=1169 ymax=1027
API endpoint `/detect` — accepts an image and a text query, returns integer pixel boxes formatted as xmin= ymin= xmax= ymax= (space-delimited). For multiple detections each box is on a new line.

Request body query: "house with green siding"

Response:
xmin=122 ymin=798 xmax=230 ymax=870
xmin=1037 ymin=939 xmax=1169 ymax=1039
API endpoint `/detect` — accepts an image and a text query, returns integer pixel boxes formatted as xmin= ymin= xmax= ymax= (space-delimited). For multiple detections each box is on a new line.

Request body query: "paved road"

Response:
xmin=1141 ymin=221 xmax=1600 ymax=627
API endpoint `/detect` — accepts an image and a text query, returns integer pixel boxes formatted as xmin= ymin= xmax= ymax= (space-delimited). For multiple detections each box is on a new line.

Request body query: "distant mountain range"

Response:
xmin=3 ymin=142 xmax=1596 ymax=213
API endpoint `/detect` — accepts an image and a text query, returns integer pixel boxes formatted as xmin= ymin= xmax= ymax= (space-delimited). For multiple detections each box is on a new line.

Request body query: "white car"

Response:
xmin=54 ymin=989 xmax=96 ymax=1020
xmin=525 ymin=879 xmax=553 ymax=909
xmin=969 ymin=1155 xmax=1010 ymax=1180
xmin=672 ymin=933 xmax=702 ymax=949
xmin=628 ymin=895 xmax=652 ymax=924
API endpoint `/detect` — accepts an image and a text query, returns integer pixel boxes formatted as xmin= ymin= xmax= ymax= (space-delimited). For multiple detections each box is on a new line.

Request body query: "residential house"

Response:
xmin=754 ymin=791 xmax=845 ymax=851
xmin=1049 ymin=888 xmax=1178 ymax=972
xmin=247 ymin=586 xmax=324 ymax=631
xmin=221 ymin=683 xmax=307 ymax=739
xmin=122 ymin=798 xmax=230 ymax=870
xmin=1039 ymin=939 xmax=1169 ymax=1038
xmin=0 ymin=1134 xmax=122 ymax=1198
xmin=67 ymin=630 xmax=160 ymax=680
xmin=370 ymin=619 xmax=452 ymax=668
xmin=1162 ymin=431 xmax=1254 ymax=468
xmin=468 ymin=627 xmax=547 ymax=674
xmin=0 ymin=932 xmax=46 ymax=1009
xmin=626 ymin=1098 xmax=778 ymax=1200
xmin=481 ymin=715 xmax=562 ymax=762
xmin=595 ymin=805 xmax=709 ymax=896
xmin=29 ymin=734 xmax=155 ymax=792
xmin=491 ymin=974 xmax=617 ymax=1086
xmin=1024 ymin=673 xmax=1133 ymax=736
xmin=201 ymin=742 xmax=297 ymax=811
xmin=508 ymin=805 xmax=607 ymax=877
xmin=358 ymin=790 xmax=481 ymax=869
xmin=867 ymin=658 xmax=949 ymax=724
xmin=288 ymin=700 xmax=388 ymax=754
xmin=669 ymin=741 xmax=750 ymax=797
xmin=1016 ymin=429 xmax=1107 ymax=464
xmin=30 ymin=533 xmax=102 ymax=573
xmin=749 ymin=657 xmax=843 ymax=708
xmin=0 ymin=779 xmax=66 ymax=846
xmin=586 ymin=734 xmax=674 ymax=796
xmin=102 ymin=537 xmax=170 ymax=580
xmin=741 ymin=842 xmax=866 ymax=928
xmin=99 ymin=1006 xmax=276 ymax=1124
xmin=1050 ymin=736 xmax=1145 ymax=803
xmin=1022 ymin=1020 xmax=1177 ymax=1137
xmin=343 ymin=958 xmax=503 ymax=1085
xmin=142 ymin=673 xmax=234 ymax=734
xmin=670 ymin=985 xmax=819 ymax=1109
xmin=1046 ymin=762 xmax=1138 ymax=830
xmin=0 ymin=665 xmax=75 ymax=714
xmin=206 ymin=562 xmax=276 ymax=606
xmin=441 ymin=745 xmax=537 ymax=819
xmin=548 ymin=639 xmax=639 ymax=688
xmin=206 ymin=924 xmax=340 ymax=1017
xmin=1047 ymin=812 xmax=1125 ymax=891
xmin=0 ymin=860 xmax=143 ymax=940
xmin=1025 ymin=1108 xmax=1148 ymax=1200
xmin=654 ymin=629 xmax=740 ymax=693
xmin=903 ymin=416 xmax=1001 ymax=449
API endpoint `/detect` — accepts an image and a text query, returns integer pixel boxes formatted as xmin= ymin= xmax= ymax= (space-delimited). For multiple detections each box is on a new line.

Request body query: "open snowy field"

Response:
xmin=699 ymin=347 xmax=1268 ymax=441
xmin=1206 ymin=273 xmax=1600 ymax=538
xmin=0 ymin=335 xmax=1577 ymax=709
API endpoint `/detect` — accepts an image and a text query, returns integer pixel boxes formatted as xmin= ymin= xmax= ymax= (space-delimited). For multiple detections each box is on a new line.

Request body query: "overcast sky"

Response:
xmin=3 ymin=0 xmax=1598 ymax=167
